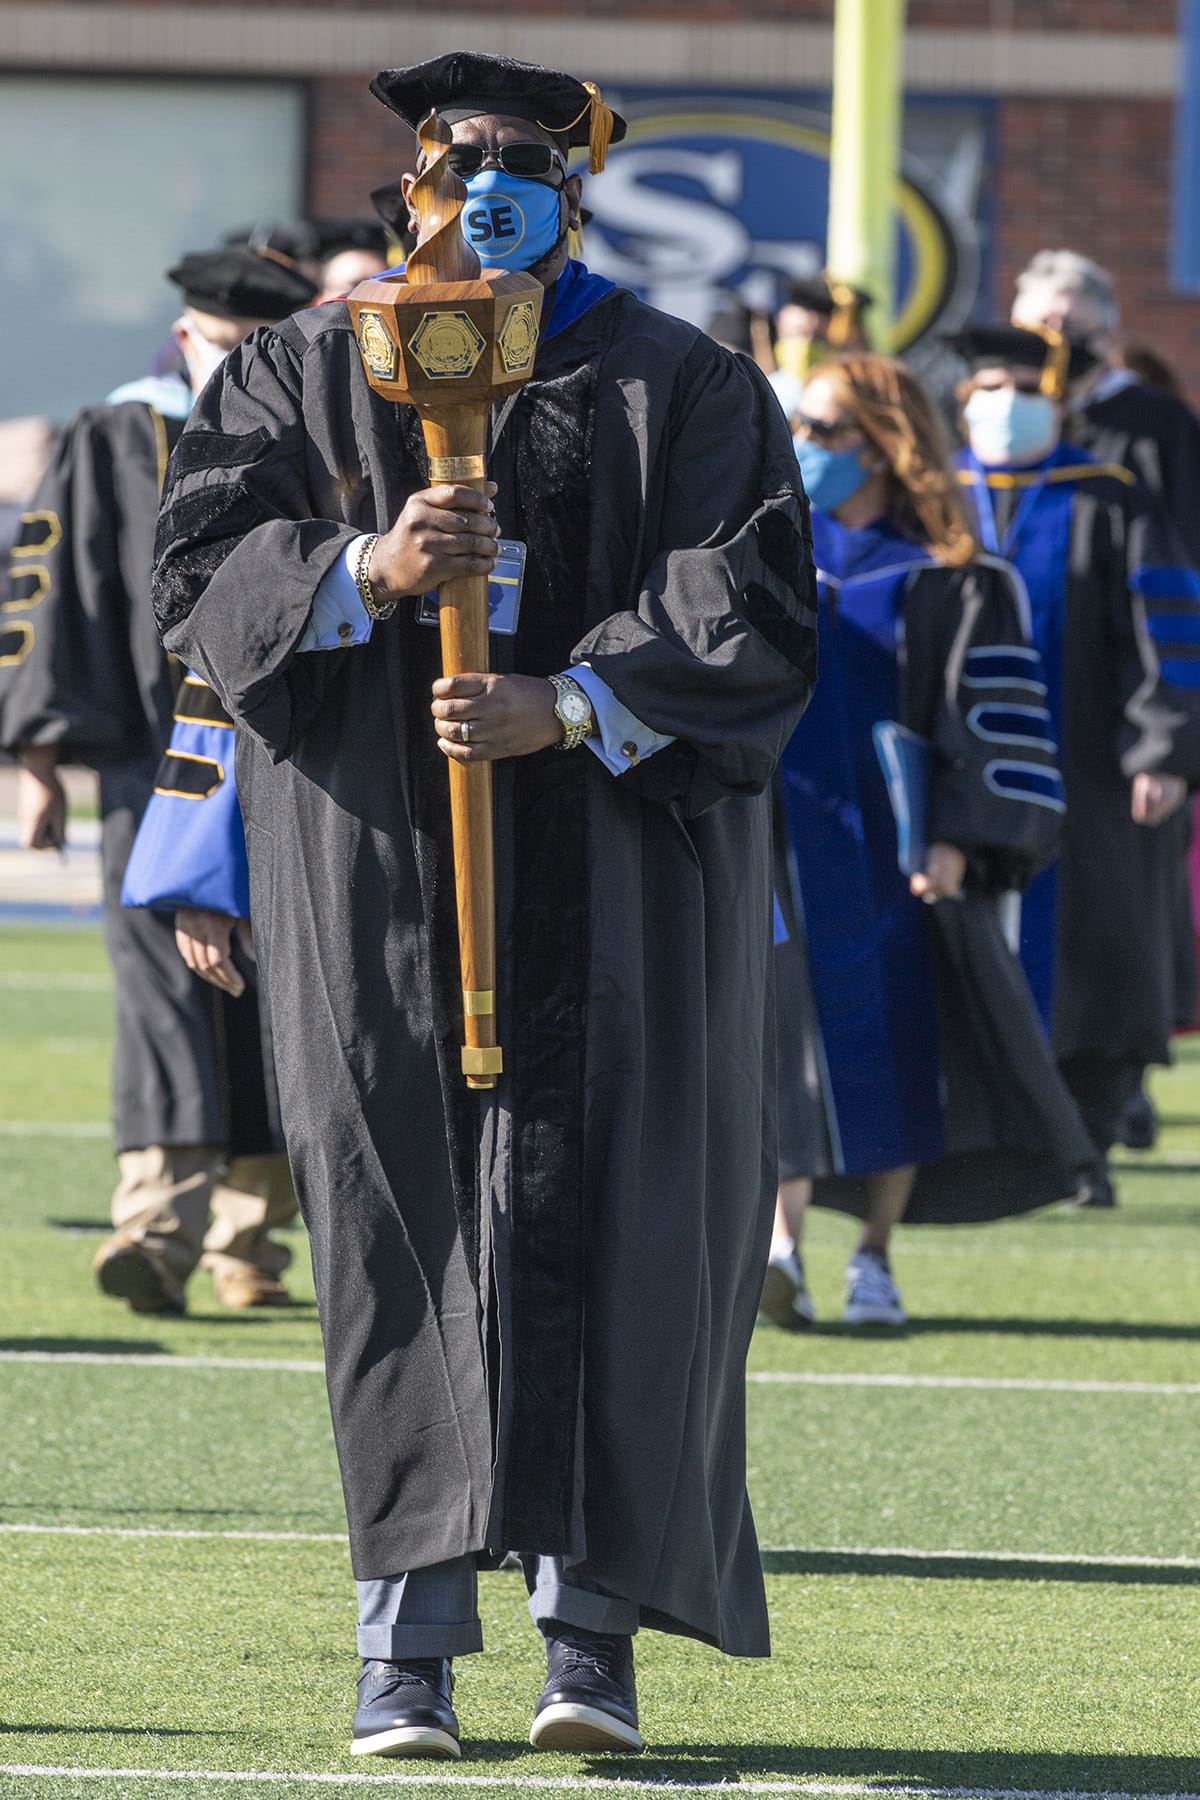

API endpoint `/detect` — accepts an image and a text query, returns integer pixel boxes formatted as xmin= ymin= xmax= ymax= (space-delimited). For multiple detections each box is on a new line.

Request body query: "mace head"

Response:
xmin=405 ymin=110 xmax=481 ymax=288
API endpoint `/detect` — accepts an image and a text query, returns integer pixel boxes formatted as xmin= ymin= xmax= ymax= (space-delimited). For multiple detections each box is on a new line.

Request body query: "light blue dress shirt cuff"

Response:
xmin=296 ymin=535 xmax=375 ymax=652
xmin=569 ymin=662 xmax=676 ymax=776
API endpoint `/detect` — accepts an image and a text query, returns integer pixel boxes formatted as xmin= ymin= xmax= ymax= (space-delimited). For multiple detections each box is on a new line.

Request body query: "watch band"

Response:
xmin=547 ymin=672 xmax=595 ymax=750
xmin=353 ymin=534 xmax=397 ymax=623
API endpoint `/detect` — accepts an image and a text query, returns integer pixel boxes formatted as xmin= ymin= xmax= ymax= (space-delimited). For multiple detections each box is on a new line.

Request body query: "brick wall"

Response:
xmin=995 ymin=95 xmax=1200 ymax=398
xmin=22 ymin=0 xmax=1178 ymax=20
xmin=307 ymin=75 xmax=415 ymax=216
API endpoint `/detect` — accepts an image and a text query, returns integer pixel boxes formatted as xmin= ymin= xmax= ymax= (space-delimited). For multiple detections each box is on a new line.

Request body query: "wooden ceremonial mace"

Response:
xmin=347 ymin=112 xmax=543 ymax=1089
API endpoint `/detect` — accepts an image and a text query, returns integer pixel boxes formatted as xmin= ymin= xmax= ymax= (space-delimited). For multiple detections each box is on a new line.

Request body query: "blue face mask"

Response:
xmin=963 ymin=387 xmax=1060 ymax=467
xmin=794 ymin=438 xmax=871 ymax=512
xmin=460 ymin=169 xmax=564 ymax=270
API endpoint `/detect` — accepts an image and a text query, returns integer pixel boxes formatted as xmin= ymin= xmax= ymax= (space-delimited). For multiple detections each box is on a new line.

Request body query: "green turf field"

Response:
xmin=1 ymin=924 xmax=1198 ymax=1800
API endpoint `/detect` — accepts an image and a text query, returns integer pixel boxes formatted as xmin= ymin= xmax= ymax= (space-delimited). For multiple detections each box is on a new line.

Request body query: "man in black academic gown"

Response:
xmin=152 ymin=52 xmax=816 ymax=1762
xmin=952 ymin=322 xmax=1200 ymax=1181
xmin=0 ymin=246 xmax=316 ymax=1314
xmin=1012 ymin=250 xmax=1200 ymax=1114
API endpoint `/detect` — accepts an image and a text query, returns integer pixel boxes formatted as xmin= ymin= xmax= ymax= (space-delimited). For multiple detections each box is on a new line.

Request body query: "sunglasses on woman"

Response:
xmin=793 ymin=413 xmax=862 ymax=444
xmin=442 ymin=142 xmax=567 ymax=183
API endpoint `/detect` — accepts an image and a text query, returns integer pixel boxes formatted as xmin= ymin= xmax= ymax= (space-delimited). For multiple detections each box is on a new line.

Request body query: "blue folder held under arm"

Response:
xmin=872 ymin=720 xmax=931 ymax=879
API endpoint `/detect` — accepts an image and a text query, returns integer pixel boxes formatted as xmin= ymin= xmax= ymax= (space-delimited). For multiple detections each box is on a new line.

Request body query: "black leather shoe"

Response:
xmin=351 ymin=1657 xmax=460 ymax=1759
xmin=93 ymin=1240 xmax=186 ymax=1315
xmin=529 ymin=1628 xmax=643 ymax=1753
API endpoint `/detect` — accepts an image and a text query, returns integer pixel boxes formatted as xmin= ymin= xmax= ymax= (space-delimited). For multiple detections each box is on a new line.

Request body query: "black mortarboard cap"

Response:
xmin=945 ymin=322 xmax=1100 ymax=398
xmin=222 ymin=221 xmax=320 ymax=266
xmin=705 ymin=305 xmax=753 ymax=355
xmin=369 ymin=180 xmax=416 ymax=253
xmin=786 ymin=273 xmax=873 ymax=318
xmin=370 ymin=53 xmax=626 ymax=173
xmin=311 ymin=217 xmax=390 ymax=263
xmin=167 ymin=246 xmax=318 ymax=322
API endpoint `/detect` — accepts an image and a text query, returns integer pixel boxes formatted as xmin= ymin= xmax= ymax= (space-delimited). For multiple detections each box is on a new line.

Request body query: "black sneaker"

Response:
xmin=529 ymin=1628 xmax=643 ymax=1753
xmin=351 ymin=1657 xmax=460 ymax=1759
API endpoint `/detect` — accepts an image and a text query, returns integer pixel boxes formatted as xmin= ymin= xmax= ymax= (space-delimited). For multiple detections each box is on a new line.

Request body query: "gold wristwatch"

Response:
xmin=547 ymin=672 xmax=595 ymax=750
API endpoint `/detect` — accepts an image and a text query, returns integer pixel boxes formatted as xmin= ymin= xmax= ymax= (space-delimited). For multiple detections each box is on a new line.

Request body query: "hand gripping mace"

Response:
xmin=347 ymin=112 xmax=543 ymax=1089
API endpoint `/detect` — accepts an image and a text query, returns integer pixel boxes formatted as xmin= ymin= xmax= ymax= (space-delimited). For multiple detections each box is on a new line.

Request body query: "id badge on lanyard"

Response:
xmin=415 ymin=540 xmax=527 ymax=636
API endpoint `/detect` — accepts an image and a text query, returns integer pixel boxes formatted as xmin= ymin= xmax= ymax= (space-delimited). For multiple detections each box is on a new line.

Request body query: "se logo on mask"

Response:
xmin=464 ymin=197 xmax=526 ymax=250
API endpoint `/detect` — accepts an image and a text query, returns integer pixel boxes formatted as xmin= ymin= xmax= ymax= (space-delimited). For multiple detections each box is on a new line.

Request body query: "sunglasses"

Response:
xmin=441 ymin=142 xmax=567 ymax=183
xmin=793 ymin=412 xmax=862 ymax=444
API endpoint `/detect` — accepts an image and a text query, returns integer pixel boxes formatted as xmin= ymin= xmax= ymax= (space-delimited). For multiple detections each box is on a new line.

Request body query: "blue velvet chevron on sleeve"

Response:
xmin=120 ymin=673 xmax=251 ymax=917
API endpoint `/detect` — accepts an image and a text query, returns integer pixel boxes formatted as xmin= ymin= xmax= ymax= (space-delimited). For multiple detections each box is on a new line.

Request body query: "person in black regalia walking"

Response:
xmin=953 ymin=323 xmax=1200 ymax=1189
xmin=150 ymin=52 xmax=817 ymax=1762
xmin=0 ymin=246 xmax=316 ymax=1314
xmin=760 ymin=353 xmax=1093 ymax=1334
xmin=1013 ymin=249 xmax=1200 ymax=1103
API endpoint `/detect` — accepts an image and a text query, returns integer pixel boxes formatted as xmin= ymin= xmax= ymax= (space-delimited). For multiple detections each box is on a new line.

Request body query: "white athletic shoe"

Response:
xmin=843 ymin=1250 xmax=906 ymax=1327
xmin=759 ymin=1249 xmax=817 ymax=1328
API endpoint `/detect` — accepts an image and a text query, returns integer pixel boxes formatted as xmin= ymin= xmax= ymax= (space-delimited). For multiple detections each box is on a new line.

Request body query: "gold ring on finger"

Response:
xmin=460 ymin=721 xmax=472 ymax=745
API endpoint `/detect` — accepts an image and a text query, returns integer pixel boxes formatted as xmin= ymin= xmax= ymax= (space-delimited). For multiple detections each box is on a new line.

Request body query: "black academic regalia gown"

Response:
xmin=150 ymin=286 xmax=817 ymax=1654
xmin=775 ymin=540 xmax=1095 ymax=1223
xmin=1070 ymin=379 xmax=1200 ymax=1029
xmin=960 ymin=453 xmax=1200 ymax=1072
xmin=0 ymin=400 xmax=280 ymax=1155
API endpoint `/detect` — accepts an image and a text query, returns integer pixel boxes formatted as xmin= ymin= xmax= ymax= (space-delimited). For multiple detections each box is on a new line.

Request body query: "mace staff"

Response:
xmin=347 ymin=111 xmax=543 ymax=1089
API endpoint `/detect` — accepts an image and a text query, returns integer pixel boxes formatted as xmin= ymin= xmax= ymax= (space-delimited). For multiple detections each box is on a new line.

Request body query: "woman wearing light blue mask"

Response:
xmin=952 ymin=322 xmax=1200 ymax=1197
xmin=763 ymin=353 xmax=1089 ymax=1335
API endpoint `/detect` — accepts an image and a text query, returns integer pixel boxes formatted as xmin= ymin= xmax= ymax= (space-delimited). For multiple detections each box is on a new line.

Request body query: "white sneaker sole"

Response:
xmin=759 ymin=1263 xmax=816 ymax=1329
xmin=529 ymin=1702 xmax=644 ymax=1753
xmin=351 ymin=1725 xmax=461 ymax=1759
xmin=843 ymin=1301 xmax=906 ymax=1327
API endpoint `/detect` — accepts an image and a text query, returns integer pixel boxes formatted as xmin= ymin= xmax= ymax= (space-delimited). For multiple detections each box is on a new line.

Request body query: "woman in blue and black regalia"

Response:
xmin=761 ymin=353 xmax=1094 ymax=1333
xmin=952 ymin=323 xmax=1200 ymax=1199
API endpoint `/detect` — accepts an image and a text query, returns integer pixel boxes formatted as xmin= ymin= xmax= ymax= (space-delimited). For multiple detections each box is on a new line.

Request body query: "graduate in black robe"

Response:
xmin=151 ymin=52 xmax=816 ymax=1761
xmin=1012 ymin=251 xmax=1200 ymax=1059
xmin=0 ymin=246 xmax=314 ymax=1313
xmin=952 ymin=324 xmax=1200 ymax=1177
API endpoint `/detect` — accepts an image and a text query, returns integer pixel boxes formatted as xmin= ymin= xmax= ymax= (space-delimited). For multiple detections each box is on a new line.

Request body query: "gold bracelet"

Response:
xmin=353 ymin=534 xmax=397 ymax=623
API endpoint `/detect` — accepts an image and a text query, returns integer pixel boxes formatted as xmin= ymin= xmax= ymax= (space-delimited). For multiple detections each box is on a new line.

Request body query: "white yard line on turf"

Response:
xmin=0 ymin=1523 xmax=346 ymax=1544
xmin=7 ymin=1350 xmax=1197 ymax=1396
xmin=0 ymin=972 xmax=111 ymax=989
xmin=3 ymin=1524 xmax=1197 ymax=1574
xmin=3 ymin=1770 xmax=1200 ymax=1799
xmin=746 ymin=1372 xmax=1200 ymax=1395
xmin=0 ymin=1351 xmax=325 ymax=1372
xmin=0 ymin=1120 xmax=109 ymax=1137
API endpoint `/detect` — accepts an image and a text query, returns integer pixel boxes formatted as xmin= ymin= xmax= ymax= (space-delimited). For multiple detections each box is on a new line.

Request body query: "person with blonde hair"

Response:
xmin=762 ymin=353 xmax=1093 ymax=1332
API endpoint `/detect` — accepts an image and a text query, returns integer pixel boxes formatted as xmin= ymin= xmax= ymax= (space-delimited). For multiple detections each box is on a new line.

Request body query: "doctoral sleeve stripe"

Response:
xmin=153 ymin=751 xmax=225 ymax=799
xmin=1144 ymin=611 xmax=1200 ymax=647
xmin=983 ymin=760 xmax=1066 ymax=810
xmin=174 ymin=677 xmax=234 ymax=729
xmin=0 ymin=622 xmax=34 ymax=665
xmin=1131 ymin=563 xmax=1200 ymax=602
xmin=167 ymin=425 xmax=275 ymax=480
xmin=967 ymin=703 xmax=1056 ymax=750
xmin=963 ymin=646 xmax=1047 ymax=693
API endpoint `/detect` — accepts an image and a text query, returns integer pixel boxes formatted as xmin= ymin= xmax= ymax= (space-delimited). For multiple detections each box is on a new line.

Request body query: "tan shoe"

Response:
xmin=212 ymin=1266 xmax=293 ymax=1309
xmin=93 ymin=1237 xmax=186 ymax=1315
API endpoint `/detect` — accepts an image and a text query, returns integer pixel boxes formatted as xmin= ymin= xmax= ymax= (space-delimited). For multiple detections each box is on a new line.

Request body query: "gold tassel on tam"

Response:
xmin=1033 ymin=325 xmax=1071 ymax=400
xmin=823 ymin=274 xmax=862 ymax=349
xmin=539 ymin=80 xmax=615 ymax=174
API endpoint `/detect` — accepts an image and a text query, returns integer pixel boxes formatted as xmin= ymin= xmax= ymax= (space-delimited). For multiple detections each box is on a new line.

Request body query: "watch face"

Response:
xmin=560 ymin=690 xmax=590 ymax=726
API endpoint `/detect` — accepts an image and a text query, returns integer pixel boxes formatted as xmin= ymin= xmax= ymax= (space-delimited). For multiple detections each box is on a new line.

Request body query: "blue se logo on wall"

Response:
xmin=582 ymin=97 xmax=978 ymax=347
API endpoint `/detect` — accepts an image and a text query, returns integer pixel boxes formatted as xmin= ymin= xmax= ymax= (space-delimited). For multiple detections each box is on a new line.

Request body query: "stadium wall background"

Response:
xmin=2 ymin=0 xmax=1197 ymax=398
